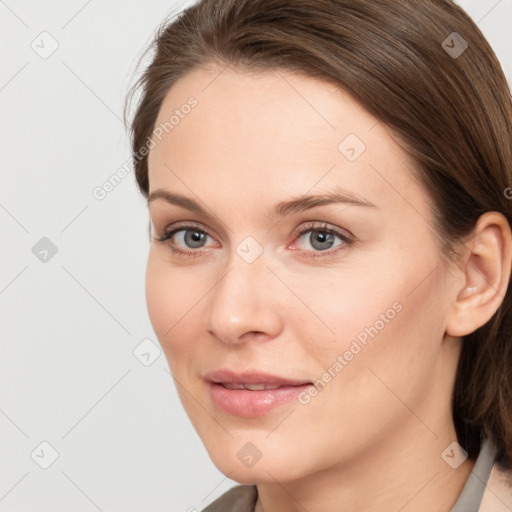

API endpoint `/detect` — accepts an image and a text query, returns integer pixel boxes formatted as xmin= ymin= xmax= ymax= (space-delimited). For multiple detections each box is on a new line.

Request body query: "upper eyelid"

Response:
xmin=161 ymin=220 xmax=346 ymax=234
xmin=163 ymin=221 xmax=215 ymax=239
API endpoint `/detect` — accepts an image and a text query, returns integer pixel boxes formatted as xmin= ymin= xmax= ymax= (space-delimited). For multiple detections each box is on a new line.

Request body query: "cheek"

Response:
xmin=315 ymin=258 xmax=447 ymax=413
xmin=145 ymin=254 xmax=170 ymax=338
xmin=145 ymin=252 xmax=199 ymax=364
xmin=303 ymin=243 xmax=444 ymax=378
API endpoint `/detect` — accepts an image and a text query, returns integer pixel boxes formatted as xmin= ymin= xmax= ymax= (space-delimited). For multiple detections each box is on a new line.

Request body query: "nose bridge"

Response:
xmin=205 ymin=239 xmax=282 ymax=345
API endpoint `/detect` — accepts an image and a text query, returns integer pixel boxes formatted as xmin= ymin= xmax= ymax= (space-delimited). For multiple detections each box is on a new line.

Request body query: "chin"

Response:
xmin=207 ymin=446 xmax=308 ymax=485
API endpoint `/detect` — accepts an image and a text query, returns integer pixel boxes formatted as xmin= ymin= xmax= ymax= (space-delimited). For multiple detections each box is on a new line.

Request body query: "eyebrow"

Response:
xmin=147 ymin=187 xmax=376 ymax=222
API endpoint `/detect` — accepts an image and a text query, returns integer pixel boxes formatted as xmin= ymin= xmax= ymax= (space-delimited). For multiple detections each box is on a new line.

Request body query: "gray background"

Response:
xmin=1 ymin=1 xmax=511 ymax=511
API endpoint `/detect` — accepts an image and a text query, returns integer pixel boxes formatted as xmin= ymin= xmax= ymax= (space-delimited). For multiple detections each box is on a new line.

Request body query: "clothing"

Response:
xmin=202 ymin=437 xmax=512 ymax=511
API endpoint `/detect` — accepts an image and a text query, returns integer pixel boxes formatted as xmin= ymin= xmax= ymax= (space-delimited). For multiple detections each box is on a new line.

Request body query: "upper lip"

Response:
xmin=204 ymin=369 xmax=312 ymax=386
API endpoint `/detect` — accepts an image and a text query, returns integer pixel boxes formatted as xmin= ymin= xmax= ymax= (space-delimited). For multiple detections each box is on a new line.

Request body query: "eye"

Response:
xmin=290 ymin=222 xmax=353 ymax=258
xmin=153 ymin=222 xmax=215 ymax=258
xmin=169 ymin=228 xmax=209 ymax=249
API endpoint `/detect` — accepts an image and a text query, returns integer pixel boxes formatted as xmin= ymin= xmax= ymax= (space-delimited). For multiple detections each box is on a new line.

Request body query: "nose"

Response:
xmin=205 ymin=249 xmax=284 ymax=346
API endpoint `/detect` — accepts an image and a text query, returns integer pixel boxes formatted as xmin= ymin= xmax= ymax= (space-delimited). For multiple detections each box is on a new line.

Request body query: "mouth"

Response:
xmin=204 ymin=369 xmax=313 ymax=417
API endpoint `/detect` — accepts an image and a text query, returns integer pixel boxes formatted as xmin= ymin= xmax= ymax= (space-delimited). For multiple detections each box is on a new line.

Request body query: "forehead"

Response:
xmin=151 ymin=64 xmax=380 ymax=156
xmin=147 ymin=65 xmax=429 ymax=219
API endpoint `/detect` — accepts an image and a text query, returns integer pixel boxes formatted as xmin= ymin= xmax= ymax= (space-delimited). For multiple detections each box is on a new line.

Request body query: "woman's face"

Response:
xmin=146 ymin=64 xmax=462 ymax=483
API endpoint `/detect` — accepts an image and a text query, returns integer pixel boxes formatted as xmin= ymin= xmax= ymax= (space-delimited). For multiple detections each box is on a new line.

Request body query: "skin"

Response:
xmin=145 ymin=63 xmax=512 ymax=512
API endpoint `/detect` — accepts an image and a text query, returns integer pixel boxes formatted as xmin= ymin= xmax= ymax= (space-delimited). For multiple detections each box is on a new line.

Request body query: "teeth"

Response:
xmin=222 ymin=383 xmax=245 ymax=390
xmin=244 ymin=384 xmax=281 ymax=391
xmin=221 ymin=383 xmax=282 ymax=390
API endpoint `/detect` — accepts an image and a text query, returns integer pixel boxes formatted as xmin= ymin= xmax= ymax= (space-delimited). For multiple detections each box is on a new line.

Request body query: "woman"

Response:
xmin=125 ymin=0 xmax=512 ymax=510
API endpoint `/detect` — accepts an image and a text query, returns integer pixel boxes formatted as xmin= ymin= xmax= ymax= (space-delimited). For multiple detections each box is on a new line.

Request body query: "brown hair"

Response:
xmin=125 ymin=0 xmax=512 ymax=466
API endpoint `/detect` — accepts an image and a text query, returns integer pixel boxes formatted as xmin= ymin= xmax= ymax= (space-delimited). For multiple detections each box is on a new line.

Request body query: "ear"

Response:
xmin=446 ymin=211 xmax=512 ymax=337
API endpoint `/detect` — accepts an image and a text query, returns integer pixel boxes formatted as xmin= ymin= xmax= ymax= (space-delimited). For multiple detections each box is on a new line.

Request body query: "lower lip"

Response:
xmin=207 ymin=381 xmax=312 ymax=417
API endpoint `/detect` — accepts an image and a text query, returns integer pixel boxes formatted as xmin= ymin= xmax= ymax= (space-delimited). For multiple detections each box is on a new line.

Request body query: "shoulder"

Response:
xmin=479 ymin=461 xmax=512 ymax=511
xmin=201 ymin=484 xmax=258 ymax=512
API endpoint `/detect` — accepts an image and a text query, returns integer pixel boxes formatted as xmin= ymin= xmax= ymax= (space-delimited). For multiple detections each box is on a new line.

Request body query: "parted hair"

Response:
xmin=125 ymin=0 xmax=512 ymax=467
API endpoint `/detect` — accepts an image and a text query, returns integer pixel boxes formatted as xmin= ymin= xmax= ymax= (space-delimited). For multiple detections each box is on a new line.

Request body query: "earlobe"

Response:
xmin=445 ymin=212 xmax=512 ymax=338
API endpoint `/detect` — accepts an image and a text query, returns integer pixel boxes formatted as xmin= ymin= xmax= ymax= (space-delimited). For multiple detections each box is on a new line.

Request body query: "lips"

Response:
xmin=204 ymin=369 xmax=313 ymax=417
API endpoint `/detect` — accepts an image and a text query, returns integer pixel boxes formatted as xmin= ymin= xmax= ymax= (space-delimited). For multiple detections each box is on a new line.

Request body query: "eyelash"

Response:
xmin=153 ymin=221 xmax=354 ymax=260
